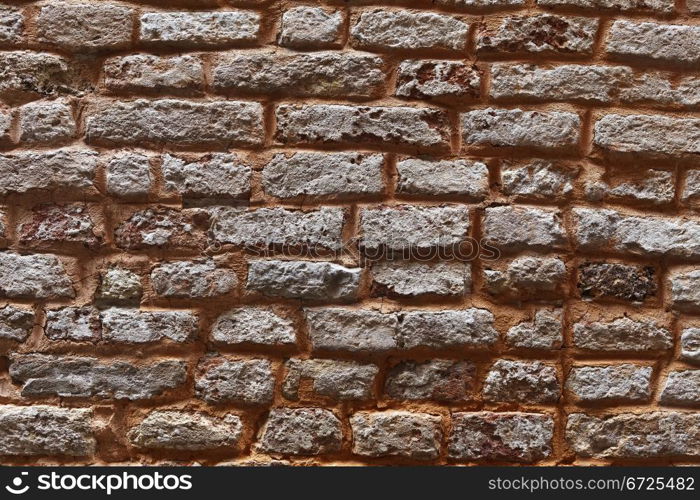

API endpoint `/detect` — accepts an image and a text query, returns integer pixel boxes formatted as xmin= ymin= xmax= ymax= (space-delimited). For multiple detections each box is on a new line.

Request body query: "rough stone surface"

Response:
xmin=258 ymin=408 xmax=342 ymax=456
xmin=537 ymin=0 xmax=673 ymax=11
xmin=106 ymin=152 xmax=152 ymax=198
xmin=306 ymin=308 xmax=399 ymax=353
xmin=659 ymin=371 xmax=700 ymax=406
xmin=351 ymin=411 xmax=442 ymax=460
xmin=680 ymin=328 xmax=700 ymax=364
xmin=606 ymin=21 xmax=700 ymax=66
xmin=129 ymin=411 xmax=243 ymax=450
xmin=396 ymin=159 xmax=488 ymax=199
xmin=371 ymin=260 xmax=471 ymax=297
xmin=396 ymin=60 xmax=481 ymax=101
xmin=385 ymin=360 xmax=476 ymax=402
xmin=100 ymin=308 xmax=198 ymax=343
xmin=0 ymin=305 xmax=35 ymax=342
xmin=0 ymin=6 xmax=22 ymax=43
xmin=195 ymin=357 xmax=275 ymax=405
xmin=104 ymin=55 xmax=204 ymax=94
xmin=96 ymin=268 xmax=142 ymax=304
xmin=211 ymin=308 xmax=296 ymax=347
xmin=283 ymin=359 xmax=378 ymax=401
xmin=501 ymin=161 xmax=576 ymax=200
xmin=140 ymin=11 xmax=260 ymax=47
xmin=115 ymin=207 xmax=209 ymax=250
xmin=483 ymin=206 xmax=567 ymax=253
xmin=578 ymin=262 xmax=657 ymax=302
xmin=669 ymin=270 xmax=700 ymax=313
xmin=19 ymin=204 xmax=102 ymax=249
xmin=0 ymin=252 xmax=74 ymax=299
xmin=573 ymin=317 xmax=673 ymax=352
xmin=45 ymin=306 xmax=100 ymax=341
xmin=566 ymin=364 xmax=652 ymax=403
xmin=18 ymin=99 xmax=75 ymax=144
xmin=151 ymin=260 xmax=237 ymax=298
xmin=506 ymin=309 xmax=563 ymax=349
xmin=278 ymin=7 xmax=343 ymax=49
xmin=484 ymin=257 xmax=567 ymax=300
xmin=0 ymin=51 xmax=79 ymax=103
xmin=483 ymin=360 xmax=560 ymax=403
xmin=397 ymin=309 xmax=499 ymax=350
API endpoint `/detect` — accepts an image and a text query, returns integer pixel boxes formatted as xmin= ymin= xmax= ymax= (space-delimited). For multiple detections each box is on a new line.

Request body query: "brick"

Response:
xmin=659 ymin=370 xmax=700 ymax=406
xmin=18 ymin=98 xmax=75 ymax=144
xmin=573 ymin=317 xmax=673 ymax=352
xmin=501 ymin=160 xmax=577 ymax=200
xmin=371 ymin=260 xmax=471 ymax=297
xmin=0 ymin=405 xmax=94 ymax=456
xmin=619 ymin=73 xmax=700 ymax=108
xmin=506 ymin=309 xmax=563 ymax=350
xmin=278 ymin=7 xmax=343 ymax=49
xmin=437 ymin=0 xmax=525 ymax=6
xmin=395 ymin=60 xmax=481 ymax=101
xmin=485 ymin=257 xmax=567 ymax=300
xmin=211 ymin=207 xmax=344 ymax=251
xmin=537 ymin=0 xmax=673 ymax=12
xmin=130 ymin=411 xmax=242 ymax=451
xmin=106 ymin=152 xmax=152 ymax=198
xmin=682 ymin=170 xmax=700 ymax=206
xmin=151 ymin=260 xmax=236 ymax=298
xmin=275 ymin=104 xmax=450 ymax=151
xmin=162 ymin=153 xmax=251 ymax=201
xmin=483 ymin=360 xmax=560 ymax=403
xmin=104 ymin=55 xmax=204 ymax=94
xmin=483 ymin=206 xmax=567 ymax=253
xmin=9 ymin=354 xmax=187 ymax=399
xmin=351 ymin=10 xmax=469 ymax=52
xmin=574 ymin=208 xmax=700 ymax=259
xmin=462 ymin=108 xmax=581 ymax=151
xmin=0 ymin=6 xmax=22 ymax=43
xmin=591 ymin=169 xmax=675 ymax=206
xmin=397 ymin=309 xmax=499 ymax=350
xmin=681 ymin=328 xmax=700 ymax=365
xmin=140 ymin=11 xmax=260 ymax=47
xmin=306 ymin=308 xmax=399 ymax=353
xmin=477 ymin=15 xmax=598 ymax=55
xmin=0 ymin=252 xmax=73 ymax=299
xmin=95 ymin=267 xmax=142 ymax=304
xmin=0 ymin=51 xmax=78 ymax=103
xmin=86 ymin=99 xmax=264 ymax=148
xmin=263 ymin=152 xmax=384 ymax=199
xmin=247 ymin=259 xmax=360 ymax=301
xmin=0 ymin=149 xmax=97 ymax=196
xmin=606 ymin=21 xmax=700 ymax=66
xmin=100 ymin=308 xmax=198 ymax=343
xmin=670 ymin=270 xmax=700 ymax=313
xmin=360 ymin=205 xmax=470 ymax=252
xmin=594 ymin=114 xmax=700 ymax=157
xmin=567 ymin=412 xmax=700 ymax=458
xmin=258 ymin=408 xmax=342 ymax=456
xmin=213 ymin=51 xmax=384 ymax=98
xmin=351 ymin=411 xmax=442 ymax=460
xmin=448 ymin=412 xmax=554 ymax=462
xmin=195 ymin=357 xmax=275 ymax=405
xmin=37 ymin=3 xmax=133 ymax=51
xmin=115 ymin=207 xmax=209 ymax=250
xmin=566 ymin=364 xmax=652 ymax=403
xmin=396 ymin=158 xmax=489 ymax=199
xmin=0 ymin=110 xmax=10 ymax=144
xmin=282 ymin=359 xmax=378 ymax=401
xmin=0 ymin=305 xmax=34 ymax=342
xmin=578 ymin=262 xmax=656 ymax=302
xmin=211 ymin=308 xmax=296 ymax=347
xmin=19 ymin=204 xmax=102 ymax=250
xmin=385 ymin=360 xmax=476 ymax=402
xmin=45 ymin=306 xmax=100 ymax=341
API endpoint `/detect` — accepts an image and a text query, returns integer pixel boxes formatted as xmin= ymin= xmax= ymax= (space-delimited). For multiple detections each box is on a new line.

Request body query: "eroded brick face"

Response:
xmin=0 ymin=0 xmax=697 ymax=468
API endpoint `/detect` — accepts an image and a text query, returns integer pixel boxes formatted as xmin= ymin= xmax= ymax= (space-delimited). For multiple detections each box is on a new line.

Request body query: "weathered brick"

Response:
xmin=86 ymin=99 xmax=264 ymax=148
xmin=0 ymin=110 xmax=11 ymax=144
xmin=483 ymin=206 xmax=567 ymax=253
xmin=371 ymin=260 xmax=471 ymax=297
xmin=263 ymin=152 xmax=384 ymax=199
xmin=278 ymin=7 xmax=343 ymax=49
xmin=483 ymin=360 xmax=560 ymax=403
xmin=594 ymin=114 xmax=700 ymax=157
xmin=106 ymin=152 xmax=152 ymax=198
xmin=567 ymin=412 xmax=700 ymax=458
xmin=589 ymin=169 xmax=675 ymax=206
xmin=0 ymin=405 xmax=94 ymax=456
xmin=18 ymin=98 xmax=75 ymax=144
xmin=397 ymin=309 xmax=499 ymax=350
xmin=578 ymin=262 xmax=656 ymax=302
xmin=502 ymin=161 xmax=577 ymax=200
xmin=283 ymin=359 xmax=378 ymax=401
xmin=162 ymin=153 xmax=251 ymax=201
xmin=306 ymin=308 xmax=399 ymax=353
xmin=0 ymin=51 xmax=79 ymax=103
xmin=275 ymin=104 xmax=450 ymax=151
xmin=360 ymin=205 xmax=470 ymax=252
xmin=100 ymin=308 xmax=198 ymax=343
xmin=129 ymin=411 xmax=243 ymax=450
xmin=566 ymin=364 xmax=652 ymax=403
xmin=574 ymin=208 xmax=700 ymax=259
xmin=396 ymin=158 xmax=489 ymax=199
xmin=659 ymin=370 xmax=700 ymax=406
xmin=351 ymin=411 xmax=442 ymax=460
xmin=606 ymin=21 xmax=700 ymax=66
xmin=681 ymin=328 xmax=700 ymax=364
xmin=247 ymin=259 xmax=360 ymax=302
xmin=670 ymin=270 xmax=700 ymax=313
xmin=385 ymin=360 xmax=475 ymax=402
xmin=45 ymin=306 xmax=100 ymax=341
xmin=506 ymin=309 xmax=563 ymax=350
xmin=0 ymin=6 xmax=22 ymax=43
xmin=95 ymin=267 xmax=142 ymax=304
xmin=448 ymin=412 xmax=554 ymax=462
xmin=0 ymin=305 xmax=34 ymax=342
xmin=211 ymin=308 xmax=296 ymax=347
xmin=0 ymin=252 xmax=73 ymax=299
xmin=37 ymin=3 xmax=133 ymax=51
xmin=9 ymin=354 xmax=187 ymax=399
xmin=140 ymin=11 xmax=260 ymax=47
xmin=437 ymin=0 xmax=525 ymax=6
xmin=619 ymin=73 xmax=700 ymax=108
xmin=115 ymin=207 xmax=209 ymax=250
xmin=573 ymin=316 xmax=673 ymax=352
xmin=484 ymin=257 xmax=567 ymax=300
xmin=213 ymin=51 xmax=384 ymax=98
xmin=104 ymin=55 xmax=204 ymax=94
xmin=195 ymin=357 xmax=275 ymax=405
xmin=395 ymin=60 xmax=480 ymax=101
xmin=151 ymin=260 xmax=237 ymax=298
xmin=211 ymin=207 xmax=344 ymax=251
xmin=537 ymin=0 xmax=673 ymax=12
xmin=682 ymin=170 xmax=700 ymax=206
xmin=0 ymin=149 xmax=97 ymax=196
xmin=477 ymin=15 xmax=598 ymax=55
xmin=351 ymin=10 xmax=469 ymax=52
xmin=19 ymin=204 xmax=102 ymax=250
xmin=258 ymin=408 xmax=342 ymax=456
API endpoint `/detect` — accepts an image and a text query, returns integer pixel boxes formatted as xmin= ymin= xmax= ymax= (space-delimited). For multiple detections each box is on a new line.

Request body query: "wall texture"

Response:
xmin=0 ymin=0 xmax=698 ymax=466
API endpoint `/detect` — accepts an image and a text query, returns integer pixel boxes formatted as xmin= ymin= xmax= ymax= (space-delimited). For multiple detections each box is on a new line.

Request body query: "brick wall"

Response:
xmin=0 ymin=0 xmax=698 ymax=465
